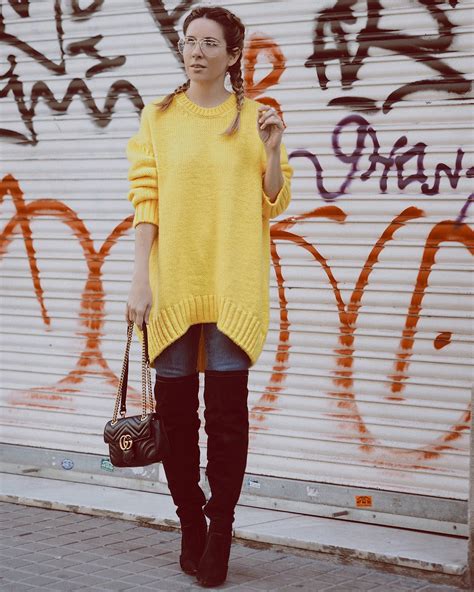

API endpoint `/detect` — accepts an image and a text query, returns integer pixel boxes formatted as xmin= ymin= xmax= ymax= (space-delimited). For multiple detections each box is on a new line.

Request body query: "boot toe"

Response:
xmin=196 ymin=531 xmax=232 ymax=587
xmin=180 ymin=556 xmax=199 ymax=575
xmin=179 ymin=516 xmax=208 ymax=576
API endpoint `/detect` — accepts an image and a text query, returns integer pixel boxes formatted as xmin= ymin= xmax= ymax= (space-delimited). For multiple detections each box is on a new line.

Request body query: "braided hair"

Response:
xmin=154 ymin=6 xmax=245 ymax=136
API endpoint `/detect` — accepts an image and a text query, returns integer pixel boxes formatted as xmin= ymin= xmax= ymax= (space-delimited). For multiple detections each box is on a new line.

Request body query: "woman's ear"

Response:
xmin=229 ymin=47 xmax=241 ymax=68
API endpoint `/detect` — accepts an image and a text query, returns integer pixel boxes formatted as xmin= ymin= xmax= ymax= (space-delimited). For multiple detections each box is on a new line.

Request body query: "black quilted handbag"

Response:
xmin=104 ymin=320 xmax=170 ymax=467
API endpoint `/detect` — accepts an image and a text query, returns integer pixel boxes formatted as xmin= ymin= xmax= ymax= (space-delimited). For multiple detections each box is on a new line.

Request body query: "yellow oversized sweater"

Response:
xmin=126 ymin=91 xmax=293 ymax=372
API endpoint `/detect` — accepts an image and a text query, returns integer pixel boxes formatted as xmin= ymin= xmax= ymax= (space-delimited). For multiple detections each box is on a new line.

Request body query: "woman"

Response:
xmin=125 ymin=5 xmax=293 ymax=588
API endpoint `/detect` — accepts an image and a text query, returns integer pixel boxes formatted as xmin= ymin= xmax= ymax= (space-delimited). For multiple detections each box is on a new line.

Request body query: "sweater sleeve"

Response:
xmin=261 ymin=141 xmax=294 ymax=219
xmin=126 ymin=103 xmax=159 ymax=228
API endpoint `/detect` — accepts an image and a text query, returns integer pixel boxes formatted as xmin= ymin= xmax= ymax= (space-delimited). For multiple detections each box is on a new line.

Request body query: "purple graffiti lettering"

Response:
xmin=289 ymin=114 xmax=471 ymax=203
xmin=456 ymin=193 xmax=473 ymax=224
xmin=289 ymin=114 xmax=369 ymax=201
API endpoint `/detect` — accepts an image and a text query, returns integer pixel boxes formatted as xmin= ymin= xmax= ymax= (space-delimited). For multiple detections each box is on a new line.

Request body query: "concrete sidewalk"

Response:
xmin=0 ymin=473 xmax=469 ymax=590
xmin=0 ymin=500 xmax=465 ymax=592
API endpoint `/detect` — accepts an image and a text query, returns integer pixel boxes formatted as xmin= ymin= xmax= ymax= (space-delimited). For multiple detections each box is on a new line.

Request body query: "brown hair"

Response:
xmin=154 ymin=5 xmax=245 ymax=136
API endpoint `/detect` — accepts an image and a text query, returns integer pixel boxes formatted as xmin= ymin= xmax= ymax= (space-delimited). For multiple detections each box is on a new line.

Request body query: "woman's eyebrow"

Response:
xmin=186 ymin=35 xmax=220 ymax=41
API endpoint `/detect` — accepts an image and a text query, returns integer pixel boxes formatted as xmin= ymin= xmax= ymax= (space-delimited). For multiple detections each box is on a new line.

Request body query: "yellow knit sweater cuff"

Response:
xmin=132 ymin=199 xmax=159 ymax=228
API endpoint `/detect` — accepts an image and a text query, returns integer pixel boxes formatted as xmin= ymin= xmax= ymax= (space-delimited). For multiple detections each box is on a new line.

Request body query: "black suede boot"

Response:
xmin=179 ymin=513 xmax=208 ymax=575
xmin=196 ymin=369 xmax=249 ymax=587
xmin=154 ymin=371 xmax=208 ymax=575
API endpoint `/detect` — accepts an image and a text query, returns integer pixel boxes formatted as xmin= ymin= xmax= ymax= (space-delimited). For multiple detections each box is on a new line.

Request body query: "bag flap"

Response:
xmin=103 ymin=414 xmax=154 ymax=444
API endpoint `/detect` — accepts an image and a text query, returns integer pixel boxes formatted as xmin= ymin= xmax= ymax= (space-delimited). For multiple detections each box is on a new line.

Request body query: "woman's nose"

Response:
xmin=191 ymin=42 xmax=204 ymax=57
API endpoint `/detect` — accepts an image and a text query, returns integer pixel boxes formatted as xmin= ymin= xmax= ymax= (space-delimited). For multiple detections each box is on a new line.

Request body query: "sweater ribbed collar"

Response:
xmin=176 ymin=91 xmax=236 ymax=117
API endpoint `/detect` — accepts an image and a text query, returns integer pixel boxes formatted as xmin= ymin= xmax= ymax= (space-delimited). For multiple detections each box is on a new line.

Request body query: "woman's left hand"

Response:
xmin=257 ymin=105 xmax=286 ymax=152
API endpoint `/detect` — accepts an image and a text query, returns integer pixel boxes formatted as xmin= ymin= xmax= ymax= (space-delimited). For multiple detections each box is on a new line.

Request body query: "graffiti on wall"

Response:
xmin=305 ymin=0 xmax=471 ymax=113
xmin=0 ymin=0 xmax=196 ymax=144
xmin=0 ymin=1 xmax=472 ymax=467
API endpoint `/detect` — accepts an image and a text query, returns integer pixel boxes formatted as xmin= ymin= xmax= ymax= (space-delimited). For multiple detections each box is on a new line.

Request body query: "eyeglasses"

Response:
xmin=177 ymin=37 xmax=224 ymax=57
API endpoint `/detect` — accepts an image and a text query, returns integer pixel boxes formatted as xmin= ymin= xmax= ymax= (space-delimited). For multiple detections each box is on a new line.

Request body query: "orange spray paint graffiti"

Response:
xmin=0 ymin=174 xmax=143 ymax=412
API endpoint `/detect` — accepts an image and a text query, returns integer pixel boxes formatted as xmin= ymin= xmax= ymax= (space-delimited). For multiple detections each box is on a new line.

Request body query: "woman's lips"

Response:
xmin=191 ymin=65 xmax=206 ymax=70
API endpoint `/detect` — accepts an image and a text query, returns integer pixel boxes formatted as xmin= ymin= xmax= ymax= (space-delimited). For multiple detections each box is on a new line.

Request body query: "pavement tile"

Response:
xmin=10 ymin=541 xmax=54 ymax=552
xmin=39 ymin=567 xmax=90 ymax=581
xmin=61 ymin=550 xmax=104 ymax=563
xmin=88 ymin=566 xmax=132 ymax=579
xmin=21 ymin=574 xmax=65 ymax=587
xmin=0 ymin=546 xmax=35 ymax=558
xmin=68 ymin=573 xmax=112 ymax=587
xmin=20 ymin=561 xmax=65 ymax=576
xmin=0 ymin=584 xmax=39 ymax=592
xmin=3 ymin=557 xmax=35 ymax=569
xmin=41 ymin=557 xmax=85 ymax=570
xmin=321 ymin=581 xmax=380 ymax=591
xmin=357 ymin=572 xmax=412 ymax=585
xmin=415 ymin=586 xmax=462 ymax=592
xmin=66 ymin=561 xmax=108 ymax=575
xmin=119 ymin=572 xmax=162 ymax=585
xmin=220 ymin=588 xmax=262 ymax=592
xmin=7 ymin=531 xmax=47 ymax=542
xmin=245 ymin=549 xmax=285 ymax=562
xmin=2 ymin=568 xmax=37 ymax=583
xmin=399 ymin=578 xmax=453 ymax=589
xmin=47 ymin=580 xmax=93 ymax=591
xmin=88 ymin=555 xmax=128 ymax=568
xmin=112 ymin=560 xmax=161 ymax=574
xmin=91 ymin=578 xmax=139 ymax=591
xmin=248 ymin=574 xmax=310 ymax=590
xmin=279 ymin=584 xmax=335 ymax=592
xmin=367 ymin=586 xmax=459 ymax=592
xmin=142 ymin=582 xmax=189 ymax=591
xmin=135 ymin=554 xmax=180 ymax=568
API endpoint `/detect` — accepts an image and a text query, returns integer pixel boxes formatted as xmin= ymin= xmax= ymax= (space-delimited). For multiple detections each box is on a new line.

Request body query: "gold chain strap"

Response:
xmin=141 ymin=325 xmax=154 ymax=419
xmin=111 ymin=320 xmax=153 ymax=424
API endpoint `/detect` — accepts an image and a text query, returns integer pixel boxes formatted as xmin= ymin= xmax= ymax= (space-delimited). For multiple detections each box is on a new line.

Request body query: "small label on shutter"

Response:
xmin=355 ymin=495 xmax=372 ymax=508
xmin=100 ymin=458 xmax=114 ymax=472
xmin=247 ymin=478 xmax=261 ymax=489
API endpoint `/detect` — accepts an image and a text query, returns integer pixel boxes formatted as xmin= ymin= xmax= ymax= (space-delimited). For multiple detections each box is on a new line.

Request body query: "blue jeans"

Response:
xmin=153 ymin=323 xmax=251 ymax=377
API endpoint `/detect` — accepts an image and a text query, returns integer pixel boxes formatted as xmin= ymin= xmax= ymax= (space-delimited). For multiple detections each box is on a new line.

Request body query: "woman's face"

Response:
xmin=182 ymin=18 xmax=239 ymax=84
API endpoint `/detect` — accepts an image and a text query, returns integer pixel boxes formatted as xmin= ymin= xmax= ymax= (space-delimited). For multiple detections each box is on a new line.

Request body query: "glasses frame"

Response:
xmin=177 ymin=37 xmax=226 ymax=57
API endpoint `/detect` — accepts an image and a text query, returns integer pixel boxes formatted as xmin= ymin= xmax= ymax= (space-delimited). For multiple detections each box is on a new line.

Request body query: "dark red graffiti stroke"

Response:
xmin=305 ymin=0 xmax=471 ymax=113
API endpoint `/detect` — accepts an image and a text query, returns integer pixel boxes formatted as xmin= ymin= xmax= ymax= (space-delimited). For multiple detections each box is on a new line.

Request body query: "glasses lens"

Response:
xmin=179 ymin=38 xmax=222 ymax=56
xmin=202 ymin=42 xmax=220 ymax=57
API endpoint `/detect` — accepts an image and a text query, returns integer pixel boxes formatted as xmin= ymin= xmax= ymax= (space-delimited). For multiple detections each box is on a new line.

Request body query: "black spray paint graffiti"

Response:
xmin=290 ymin=114 xmax=473 ymax=221
xmin=305 ymin=0 xmax=471 ymax=113
xmin=0 ymin=0 xmax=195 ymax=145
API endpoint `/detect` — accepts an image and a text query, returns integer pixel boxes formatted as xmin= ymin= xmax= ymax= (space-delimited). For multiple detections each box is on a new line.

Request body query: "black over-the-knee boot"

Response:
xmin=196 ymin=369 xmax=249 ymax=588
xmin=154 ymin=371 xmax=208 ymax=575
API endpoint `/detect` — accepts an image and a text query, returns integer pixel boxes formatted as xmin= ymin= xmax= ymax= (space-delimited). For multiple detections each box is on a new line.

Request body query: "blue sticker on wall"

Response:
xmin=61 ymin=458 xmax=74 ymax=470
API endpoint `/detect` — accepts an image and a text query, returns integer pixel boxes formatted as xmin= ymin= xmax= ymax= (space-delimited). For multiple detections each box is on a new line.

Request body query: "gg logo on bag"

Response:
xmin=119 ymin=434 xmax=133 ymax=451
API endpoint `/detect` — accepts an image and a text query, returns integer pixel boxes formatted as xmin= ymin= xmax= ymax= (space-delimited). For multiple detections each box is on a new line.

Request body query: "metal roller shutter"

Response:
xmin=1 ymin=0 xmax=472 ymax=535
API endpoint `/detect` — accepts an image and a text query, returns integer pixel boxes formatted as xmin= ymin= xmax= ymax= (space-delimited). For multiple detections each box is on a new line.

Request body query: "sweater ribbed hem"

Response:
xmin=133 ymin=294 xmax=266 ymax=371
